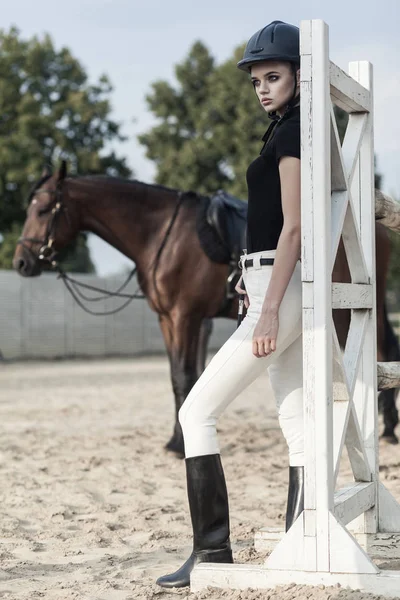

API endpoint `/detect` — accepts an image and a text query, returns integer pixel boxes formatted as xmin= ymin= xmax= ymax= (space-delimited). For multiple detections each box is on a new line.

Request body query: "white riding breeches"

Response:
xmin=179 ymin=250 xmax=304 ymax=466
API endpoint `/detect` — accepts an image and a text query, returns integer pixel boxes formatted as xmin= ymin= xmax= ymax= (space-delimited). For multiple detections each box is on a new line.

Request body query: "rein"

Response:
xmin=56 ymin=265 xmax=143 ymax=316
xmin=18 ymin=184 xmax=187 ymax=316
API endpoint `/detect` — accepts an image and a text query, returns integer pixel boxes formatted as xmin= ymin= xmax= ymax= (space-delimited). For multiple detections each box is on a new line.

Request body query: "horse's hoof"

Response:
xmin=380 ymin=433 xmax=399 ymax=445
xmin=165 ymin=436 xmax=185 ymax=458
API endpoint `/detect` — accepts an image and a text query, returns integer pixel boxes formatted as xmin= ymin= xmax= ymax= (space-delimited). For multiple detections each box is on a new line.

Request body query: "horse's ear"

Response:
xmin=57 ymin=160 xmax=67 ymax=182
xmin=41 ymin=164 xmax=52 ymax=178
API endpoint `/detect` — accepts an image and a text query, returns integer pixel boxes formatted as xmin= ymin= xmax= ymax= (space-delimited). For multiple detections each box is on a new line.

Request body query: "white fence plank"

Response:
xmin=349 ymin=60 xmax=379 ymax=535
xmin=342 ymin=113 xmax=368 ymax=185
xmin=308 ymin=18 xmax=332 ymax=573
xmin=334 ymin=482 xmax=375 ymax=526
xmin=341 ymin=196 xmax=369 ymax=283
xmin=344 ymin=309 xmax=369 ymax=397
xmin=345 ymin=404 xmax=373 ymax=483
xmin=192 ymin=564 xmax=400 ymax=597
xmin=330 ymin=62 xmax=371 ymax=113
xmin=331 ymin=191 xmax=349 ymax=266
xmin=331 ymin=283 xmax=372 ymax=309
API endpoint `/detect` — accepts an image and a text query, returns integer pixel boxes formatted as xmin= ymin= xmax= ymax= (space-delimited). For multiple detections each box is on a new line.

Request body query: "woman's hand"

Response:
xmin=252 ymin=309 xmax=279 ymax=357
xmin=235 ymin=275 xmax=249 ymax=309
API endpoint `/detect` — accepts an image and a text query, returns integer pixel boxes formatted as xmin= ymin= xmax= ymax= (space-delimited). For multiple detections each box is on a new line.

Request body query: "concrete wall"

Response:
xmin=0 ymin=271 xmax=236 ymax=360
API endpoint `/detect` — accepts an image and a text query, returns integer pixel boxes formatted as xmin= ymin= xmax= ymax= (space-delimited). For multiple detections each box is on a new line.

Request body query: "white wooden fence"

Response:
xmin=0 ymin=270 xmax=235 ymax=360
xmin=191 ymin=19 xmax=400 ymax=597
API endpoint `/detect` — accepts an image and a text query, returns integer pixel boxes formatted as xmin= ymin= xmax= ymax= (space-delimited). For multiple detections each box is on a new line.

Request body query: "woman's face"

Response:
xmin=250 ymin=61 xmax=299 ymax=115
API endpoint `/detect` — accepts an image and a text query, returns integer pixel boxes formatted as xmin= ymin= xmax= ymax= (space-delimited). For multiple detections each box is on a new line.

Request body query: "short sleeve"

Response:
xmin=274 ymin=121 xmax=300 ymax=163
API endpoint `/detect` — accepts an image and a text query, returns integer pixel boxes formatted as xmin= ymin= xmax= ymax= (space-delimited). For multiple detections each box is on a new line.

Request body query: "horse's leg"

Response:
xmin=158 ymin=315 xmax=182 ymax=455
xmin=164 ymin=318 xmax=213 ymax=454
xmin=196 ymin=318 xmax=213 ymax=376
xmin=159 ymin=313 xmax=203 ymax=457
xmin=379 ymin=389 xmax=399 ymax=444
xmin=378 ymin=306 xmax=399 ymax=444
xmin=375 ymin=224 xmax=399 ymax=444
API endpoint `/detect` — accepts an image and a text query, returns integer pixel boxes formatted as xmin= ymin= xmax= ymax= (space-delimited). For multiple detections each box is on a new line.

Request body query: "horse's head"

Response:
xmin=13 ymin=161 xmax=80 ymax=277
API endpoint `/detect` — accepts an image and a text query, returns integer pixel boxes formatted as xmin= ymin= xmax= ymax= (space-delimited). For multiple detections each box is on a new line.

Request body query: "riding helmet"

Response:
xmin=237 ymin=20 xmax=299 ymax=72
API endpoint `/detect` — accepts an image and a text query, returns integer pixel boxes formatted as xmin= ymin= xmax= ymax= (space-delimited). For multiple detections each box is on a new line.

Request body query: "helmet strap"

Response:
xmin=278 ymin=64 xmax=300 ymax=119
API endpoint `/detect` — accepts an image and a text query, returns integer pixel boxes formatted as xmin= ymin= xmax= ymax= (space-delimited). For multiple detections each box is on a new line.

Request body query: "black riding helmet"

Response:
xmin=237 ymin=21 xmax=300 ymax=116
xmin=237 ymin=21 xmax=299 ymax=71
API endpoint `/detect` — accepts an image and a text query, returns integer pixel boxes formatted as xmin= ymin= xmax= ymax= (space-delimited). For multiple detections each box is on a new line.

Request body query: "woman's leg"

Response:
xmin=268 ymin=333 xmax=304 ymax=530
xmin=157 ymin=314 xmax=269 ymax=588
xmin=157 ymin=261 xmax=303 ymax=588
xmin=157 ymin=315 xmax=303 ymax=589
xmin=180 ymin=265 xmax=303 ymax=458
xmin=156 ymin=454 xmax=233 ymax=588
xmin=179 ymin=311 xmax=270 ymax=457
xmin=268 ymin=333 xmax=304 ymax=466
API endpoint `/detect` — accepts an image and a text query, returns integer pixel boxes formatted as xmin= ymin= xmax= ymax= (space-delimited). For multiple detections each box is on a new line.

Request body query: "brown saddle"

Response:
xmin=196 ymin=190 xmax=247 ymax=300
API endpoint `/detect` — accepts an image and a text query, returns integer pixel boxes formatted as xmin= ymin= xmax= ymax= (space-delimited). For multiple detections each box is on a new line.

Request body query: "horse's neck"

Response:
xmin=72 ymin=179 xmax=178 ymax=268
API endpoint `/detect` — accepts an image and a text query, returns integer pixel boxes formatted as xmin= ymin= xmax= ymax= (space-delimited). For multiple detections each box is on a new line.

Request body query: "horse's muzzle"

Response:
xmin=12 ymin=253 xmax=42 ymax=277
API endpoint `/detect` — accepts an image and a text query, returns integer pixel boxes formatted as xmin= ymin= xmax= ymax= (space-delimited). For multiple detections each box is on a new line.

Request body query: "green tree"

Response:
xmin=0 ymin=26 xmax=132 ymax=271
xmin=139 ymin=42 xmax=269 ymax=199
xmin=0 ymin=225 xmax=21 ymax=269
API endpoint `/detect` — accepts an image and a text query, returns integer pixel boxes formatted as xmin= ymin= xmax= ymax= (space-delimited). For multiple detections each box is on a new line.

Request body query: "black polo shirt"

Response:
xmin=246 ymin=106 xmax=300 ymax=254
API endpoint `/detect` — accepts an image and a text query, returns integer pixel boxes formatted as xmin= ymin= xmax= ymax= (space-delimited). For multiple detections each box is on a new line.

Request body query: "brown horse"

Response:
xmin=13 ymin=164 xmax=399 ymax=455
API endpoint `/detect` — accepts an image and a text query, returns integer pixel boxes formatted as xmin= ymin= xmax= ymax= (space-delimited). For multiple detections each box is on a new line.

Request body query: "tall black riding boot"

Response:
xmin=285 ymin=466 xmax=304 ymax=532
xmin=156 ymin=454 xmax=233 ymax=588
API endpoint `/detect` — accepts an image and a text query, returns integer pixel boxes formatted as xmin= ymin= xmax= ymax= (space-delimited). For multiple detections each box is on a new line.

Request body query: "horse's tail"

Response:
xmin=383 ymin=301 xmax=400 ymax=362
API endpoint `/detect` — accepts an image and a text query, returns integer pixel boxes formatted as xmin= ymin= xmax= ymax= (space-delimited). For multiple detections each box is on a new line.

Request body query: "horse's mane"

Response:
xmin=30 ymin=171 xmax=204 ymax=204
xmin=77 ymin=175 xmax=181 ymax=196
xmin=27 ymin=173 xmax=53 ymax=204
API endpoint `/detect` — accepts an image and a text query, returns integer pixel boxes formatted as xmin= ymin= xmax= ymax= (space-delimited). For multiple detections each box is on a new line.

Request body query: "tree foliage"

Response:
xmin=140 ymin=44 xmax=385 ymax=203
xmin=0 ymin=26 xmax=132 ymax=271
xmin=139 ymin=42 xmax=270 ymax=199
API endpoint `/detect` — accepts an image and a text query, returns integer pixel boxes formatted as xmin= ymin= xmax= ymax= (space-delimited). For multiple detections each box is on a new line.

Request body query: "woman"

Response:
xmin=156 ymin=20 xmax=303 ymax=589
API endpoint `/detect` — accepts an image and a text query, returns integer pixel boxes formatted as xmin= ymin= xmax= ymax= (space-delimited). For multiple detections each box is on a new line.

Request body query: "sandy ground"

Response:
xmin=1 ymin=356 xmax=400 ymax=600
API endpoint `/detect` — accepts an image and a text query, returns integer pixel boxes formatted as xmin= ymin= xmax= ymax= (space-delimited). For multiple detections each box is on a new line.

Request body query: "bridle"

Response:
xmin=17 ymin=183 xmax=68 ymax=267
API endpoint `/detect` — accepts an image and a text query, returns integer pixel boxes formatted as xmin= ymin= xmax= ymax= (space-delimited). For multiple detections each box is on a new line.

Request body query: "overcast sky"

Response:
xmin=3 ymin=0 xmax=400 ymax=275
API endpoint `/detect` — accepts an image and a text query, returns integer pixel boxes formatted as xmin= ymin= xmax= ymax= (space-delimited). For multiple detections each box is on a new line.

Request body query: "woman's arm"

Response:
xmin=262 ymin=156 xmax=301 ymax=311
xmin=235 ymin=275 xmax=250 ymax=308
xmin=252 ymin=155 xmax=301 ymax=357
